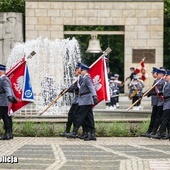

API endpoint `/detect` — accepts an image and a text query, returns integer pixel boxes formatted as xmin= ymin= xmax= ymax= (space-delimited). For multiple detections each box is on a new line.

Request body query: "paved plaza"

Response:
xmin=0 ymin=137 xmax=169 ymax=170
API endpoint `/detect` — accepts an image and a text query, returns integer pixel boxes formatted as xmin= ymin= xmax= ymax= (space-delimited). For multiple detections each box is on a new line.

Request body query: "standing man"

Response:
xmin=66 ymin=63 xmax=98 ymax=140
xmin=0 ymin=64 xmax=17 ymax=140
xmin=152 ymin=70 xmax=170 ymax=139
xmin=114 ymin=74 xmax=122 ymax=108
xmin=126 ymin=67 xmax=136 ymax=81
xmin=128 ymin=75 xmax=142 ymax=110
xmin=149 ymin=68 xmax=166 ymax=137
xmin=109 ymin=79 xmax=118 ymax=110
xmin=141 ymin=67 xmax=158 ymax=137
xmin=59 ymin=67 xmax=80 ymax=137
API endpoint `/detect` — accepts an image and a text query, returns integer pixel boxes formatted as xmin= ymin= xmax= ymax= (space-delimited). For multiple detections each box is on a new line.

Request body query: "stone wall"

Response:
xmin=26 ymin=0 xmax=164 ymax=93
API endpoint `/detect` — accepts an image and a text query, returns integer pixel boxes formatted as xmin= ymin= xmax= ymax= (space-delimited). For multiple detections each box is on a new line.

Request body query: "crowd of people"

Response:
xmin=141 ymin=67 xmax=170 ymax=140
xmin=107 ymin=67 xmax=145 ymax=110
xmin=106 ymin=66 xmax=170 ymax=140
xmin=1 ymin=60 xmax=170 ymax=141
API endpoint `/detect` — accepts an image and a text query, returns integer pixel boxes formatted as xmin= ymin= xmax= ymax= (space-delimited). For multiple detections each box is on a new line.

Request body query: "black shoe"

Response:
xmin=59 ymin=131 xmax=69 ymax=137
xmin=0 ymin=133 xmax=11 ymax=140
xmin=162 ymin=135 xmax=170 ymax=140
xmin=65 ymin=132 xmax=78 ymax=139
xmin=78 ymin=132 xmax=88 ymax=139
xmin=9 ymin=134 xmax=13 ymax=139
xmin=84 ymin=134 xmax=96 ymax=141
xmin=84 ymin=130 xmax=97 ymax=141
xmin=140 ymin=132 xmax=151 ymax=137
xmin=146 ymin=132 xmax=156 ymax=138
xmin=151 ymin=133 xmax=165 ymax=139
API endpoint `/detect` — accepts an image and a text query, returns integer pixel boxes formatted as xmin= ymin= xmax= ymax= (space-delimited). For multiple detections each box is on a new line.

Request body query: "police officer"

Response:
xmin=114 ymin=74 xmax=122 ymax=108
xmin=141 ymin=67 xmax=158 ymax=137
xmin=109 ymin=79 xmax=118 ymax=109
xmin=59 ymin=66 xmax=80 ymax=137
xmin=149 ymin=68 xmax=166 ymax=137
xmin=128 ymin=75 xmax=142 ymax=110
xmin=0 ymin=64 xmax=17 ymax=140
xmin=152 ymin=70 xmax=170 ymax=139
xmin=66 ymin=63 xmax=98 ymax=140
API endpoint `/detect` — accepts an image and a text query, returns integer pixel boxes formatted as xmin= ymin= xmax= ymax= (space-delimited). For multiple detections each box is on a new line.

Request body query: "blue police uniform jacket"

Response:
xmin=0 ymin=75 xmax=13 ymax=106
xmin=67 ymin=75 xmax=83 ymax=104
xmin=163 ymin=81 xmax=170 ymax=111
xmin=77 ymin=74 xmax=97 ymax=106
xmin=67 ymin=83 xmax=79 ymax=105
xmin=151 ymin=79 xmax=158 ymax=106
xmin=155 ymin=78 xmax=165 ymax=107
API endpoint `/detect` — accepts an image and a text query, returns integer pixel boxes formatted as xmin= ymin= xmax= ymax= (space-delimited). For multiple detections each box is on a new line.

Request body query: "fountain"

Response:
xmin=6 ymin=37 xmax=81 ymax=115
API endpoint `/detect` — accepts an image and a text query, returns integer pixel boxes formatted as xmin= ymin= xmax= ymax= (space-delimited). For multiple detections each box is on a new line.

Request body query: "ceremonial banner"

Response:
xmin=89 ymin=56 xmax=110 ymax=105
xmin=6 ymin=58 xmax=34 ymax=114
xmin=134 ymin=57 xmax=148 ymax=81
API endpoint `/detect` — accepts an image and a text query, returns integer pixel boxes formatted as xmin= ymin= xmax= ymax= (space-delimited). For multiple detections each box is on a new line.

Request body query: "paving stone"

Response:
xmin=0 ymin=164 xmax=49 ymax=169
xmin=141 ymin=145 xmax=170 ymax=152
xmin=103 ymin=145 xmax=170 ymax=159
xmin=0 ymin=137 xmax=170 ymax=170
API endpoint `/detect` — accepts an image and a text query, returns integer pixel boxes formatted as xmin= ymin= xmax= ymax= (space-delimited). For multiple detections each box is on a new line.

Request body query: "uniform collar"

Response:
xmin=83 ymin=73 xmax=88 ymax=78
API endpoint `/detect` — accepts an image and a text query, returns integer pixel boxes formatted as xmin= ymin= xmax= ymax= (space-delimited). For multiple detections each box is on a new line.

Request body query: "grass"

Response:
xmin=0 ymin=120 xmax=150 ymax=137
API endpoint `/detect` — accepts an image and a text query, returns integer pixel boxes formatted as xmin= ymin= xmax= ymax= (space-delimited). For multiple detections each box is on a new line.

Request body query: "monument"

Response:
xmin=0 ymin=12 xmax=23 ymax=65
xmin=25 ymin=0 xmax=164 ymax=93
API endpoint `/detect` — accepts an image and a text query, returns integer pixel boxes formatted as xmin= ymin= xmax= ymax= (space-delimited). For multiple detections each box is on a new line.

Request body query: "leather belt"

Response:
xmin=0 ymin=90 xmax=5 ymax=94
xmin=79 ymin=92 xmax=91 ymax=96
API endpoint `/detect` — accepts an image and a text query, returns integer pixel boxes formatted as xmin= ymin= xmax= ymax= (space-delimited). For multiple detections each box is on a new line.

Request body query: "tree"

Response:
xmin=164 ymin=0 xmax=170 ymax=69
xmin=0 ymin=0 xmax=25 ymax=13
xmin=64 ymin=26 xmax=124 ymax=81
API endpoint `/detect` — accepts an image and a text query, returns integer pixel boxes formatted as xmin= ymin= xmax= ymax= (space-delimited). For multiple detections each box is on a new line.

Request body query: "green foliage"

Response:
xmin=64 ymin=26 xmax=124 ymax=81
xmin=137 ymin=120 xmax=150 ymax=136
xmin=96 ymin=122 xmax=110 ymax=137
xmin=0 ymin=0 xmax=25 ymax=13
xmin=0 ymin=121 xmax=150 ymax=137
xmin=164 ymin=0 xmax=170 ymax=69
xmin=12 ymin=122 xmax=66 ymax=137
xmin=108 ymin=122 xmax=130 ymax=137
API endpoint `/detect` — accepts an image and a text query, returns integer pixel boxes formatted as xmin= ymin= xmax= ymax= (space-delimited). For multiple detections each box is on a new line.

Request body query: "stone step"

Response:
xmin=12 ymin=118 xmax=149 ymax=123
xmin=13 ymin=107 xmax=151 ymax=123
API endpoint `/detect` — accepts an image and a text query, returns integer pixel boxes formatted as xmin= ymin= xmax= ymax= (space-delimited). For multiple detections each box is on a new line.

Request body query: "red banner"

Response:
xmin=134 ymin=58 xmax=148 ymax=81
xmin=6 ymin=58 xmax=31 ymax=114
xmin=89 ymin=56 xmax=110 ymax=104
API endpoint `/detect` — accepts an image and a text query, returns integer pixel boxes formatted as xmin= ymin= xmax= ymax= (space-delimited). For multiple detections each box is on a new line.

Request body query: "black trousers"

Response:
xmin=0 ymin=106 xmax=12 ymax=131
xmin=147 ymin=105 xmax=158 ymax=133
xmin=115 ymin=96 xmax=119 ymax=103
xmin=110 ymin=97 xmax=116 ymax=106
xmin=75 ymin=105 xmax=95 ymax=131
xmin=132 ymin=96 xmax=140 ymax=106
xmin=152 ymin=105 xmax=163 ymax=132
xmin=66 ymin=104 xmax=77 ymax=132
xmin=158 ymin=109 xmax=170 ymax=134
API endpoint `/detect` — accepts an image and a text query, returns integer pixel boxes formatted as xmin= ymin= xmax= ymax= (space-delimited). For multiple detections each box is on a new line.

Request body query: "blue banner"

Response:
xmin=22 ymin=64 xmax=34 ymax=102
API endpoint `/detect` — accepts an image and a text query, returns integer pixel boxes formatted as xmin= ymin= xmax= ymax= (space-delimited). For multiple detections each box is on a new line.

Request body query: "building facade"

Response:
xmin=26 ymin=0 xmax=164 ymax=93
